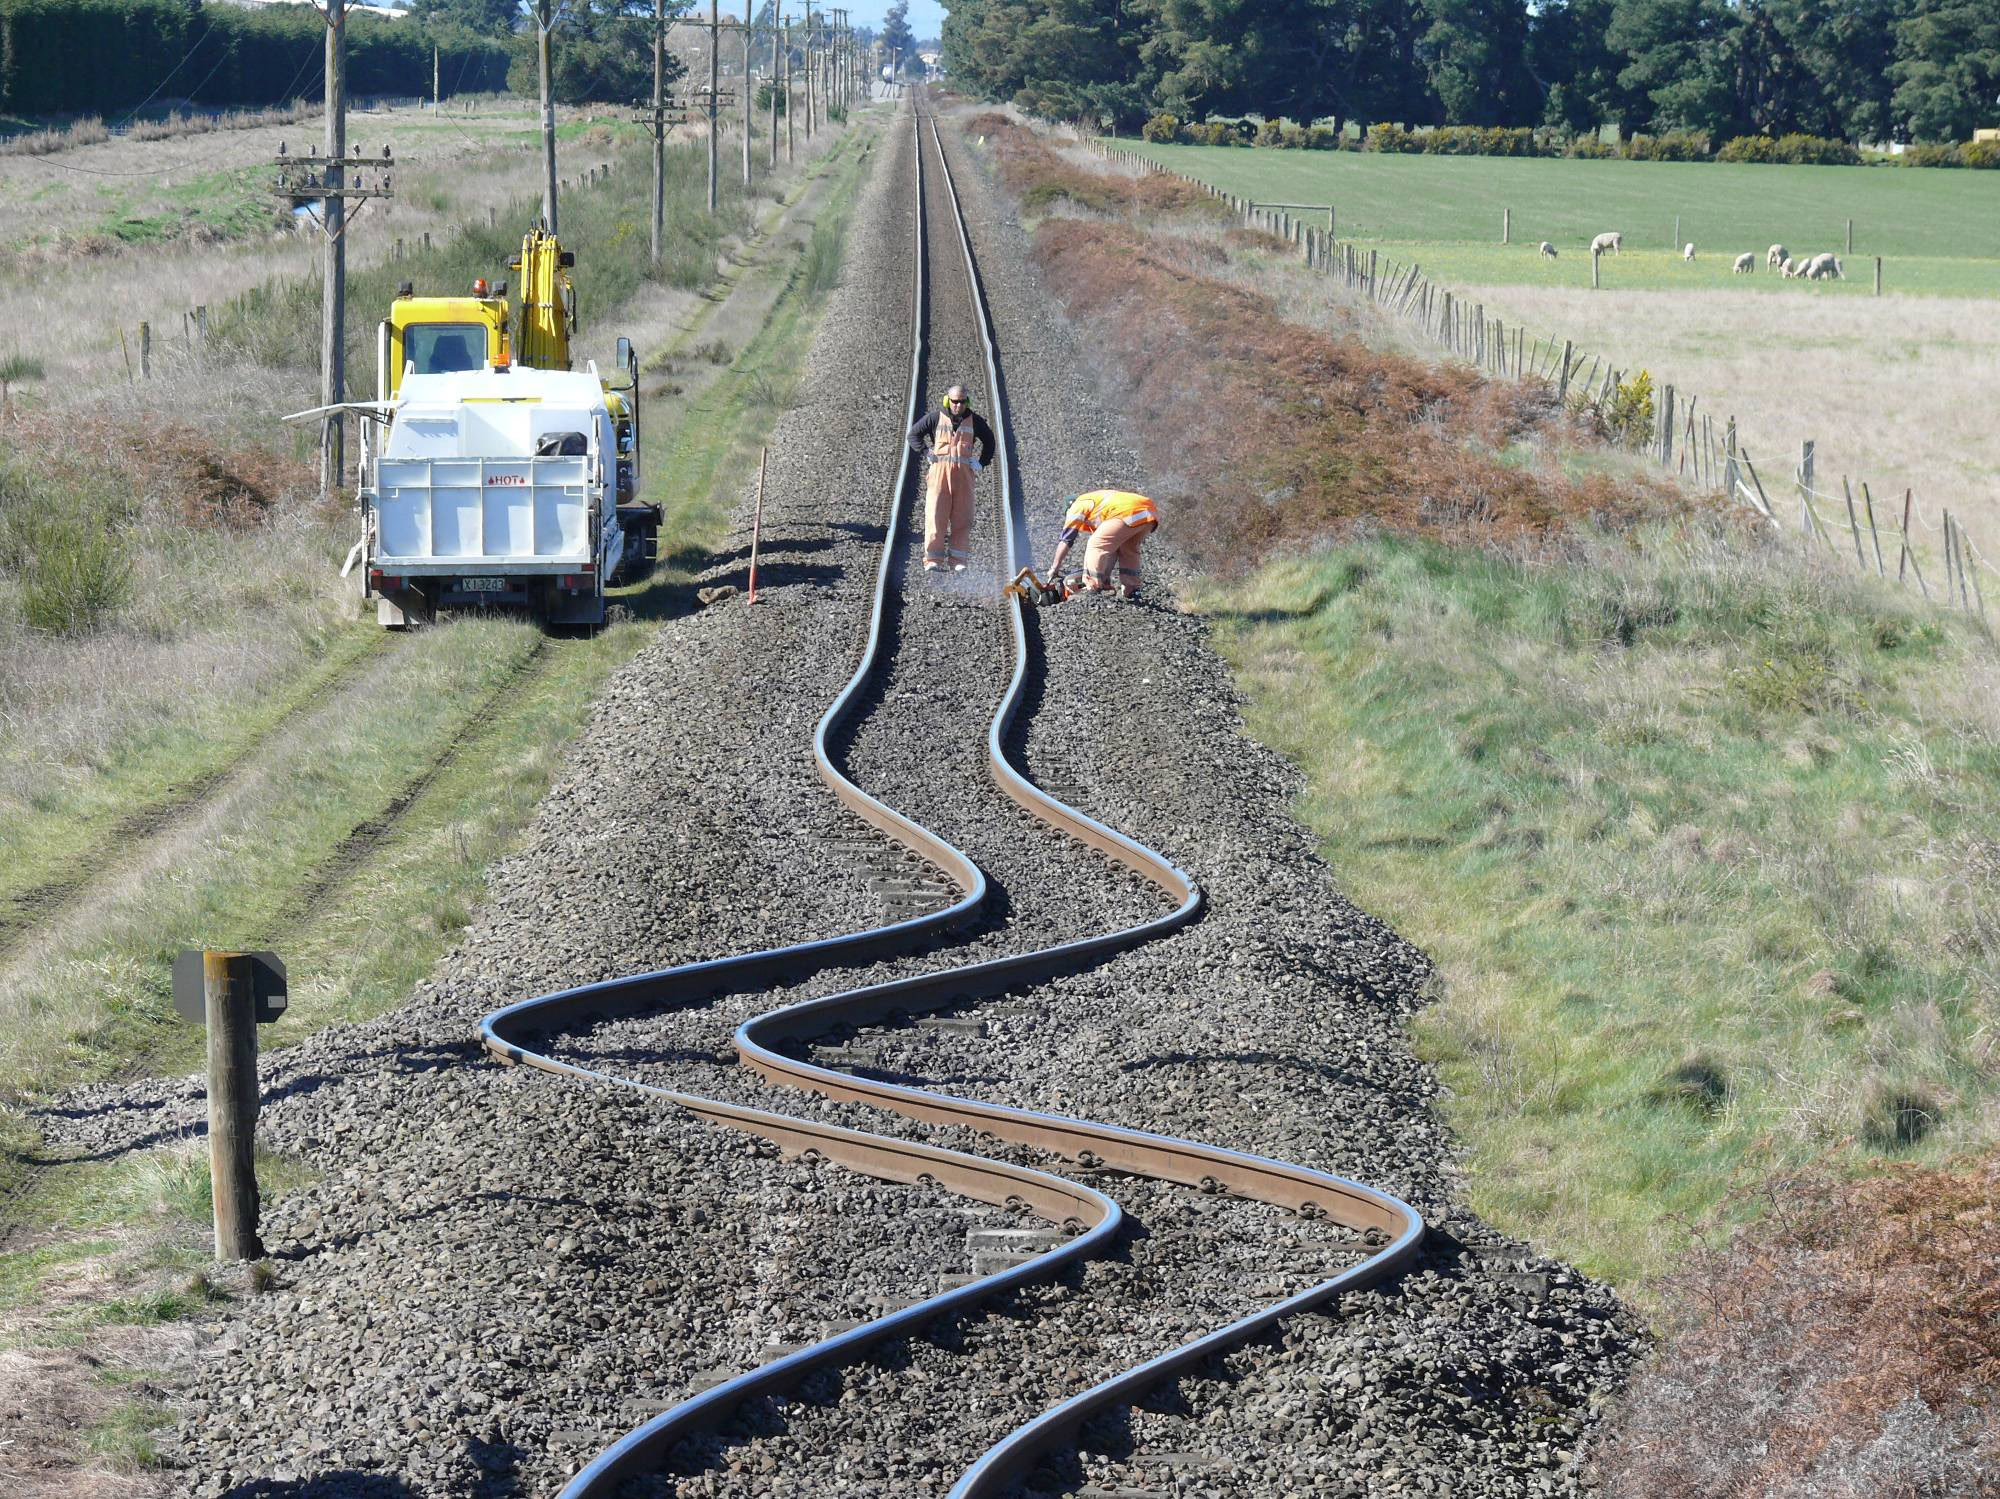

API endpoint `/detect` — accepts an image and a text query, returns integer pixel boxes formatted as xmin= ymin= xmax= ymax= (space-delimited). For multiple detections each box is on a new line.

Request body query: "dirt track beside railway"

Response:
xmin=38 ymin=101 xmax=1637 ymax=1497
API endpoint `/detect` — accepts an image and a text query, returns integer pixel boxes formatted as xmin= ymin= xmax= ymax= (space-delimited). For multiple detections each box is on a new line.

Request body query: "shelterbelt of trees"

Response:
xmin=0 ymin=0 xmax=509 ymax=117
xmin=942 ymin=0 xmax=2000 ymax=145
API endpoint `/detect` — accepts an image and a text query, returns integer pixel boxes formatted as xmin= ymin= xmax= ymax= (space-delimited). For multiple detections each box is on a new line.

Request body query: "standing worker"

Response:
xmin=1046 ymin=489 xmax=1160 ymax=598
xmin=907 ymin=384 xmax=995 ymax=573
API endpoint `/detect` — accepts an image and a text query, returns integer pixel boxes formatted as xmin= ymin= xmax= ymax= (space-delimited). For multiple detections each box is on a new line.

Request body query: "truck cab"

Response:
xmin=386 ymin=285 xmax=512 ymax=398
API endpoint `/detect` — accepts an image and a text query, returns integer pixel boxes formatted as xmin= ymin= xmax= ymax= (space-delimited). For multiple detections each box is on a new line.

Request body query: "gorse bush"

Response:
xmin=1716 ymin=133 xmax=1861 ymax=165
xmin=1141 ymin=111 xmax=1179 ymax=143
xmin=1603 ymin=369 xmax=1656 ymax=448
xmin=1621 ymin=130 xmax=1711 ymax=161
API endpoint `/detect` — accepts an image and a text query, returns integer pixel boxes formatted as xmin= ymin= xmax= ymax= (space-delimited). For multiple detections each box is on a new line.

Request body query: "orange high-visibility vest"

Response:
xmin=931 ymin=409 xmax=981 ymax=468
xmin=1064 ymin=489 xmax=1159 ymax=531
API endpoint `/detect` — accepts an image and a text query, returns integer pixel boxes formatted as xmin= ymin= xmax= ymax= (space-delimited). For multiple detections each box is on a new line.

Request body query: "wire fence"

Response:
xmin=1089 ymin=138 xmax=1995 ymax=635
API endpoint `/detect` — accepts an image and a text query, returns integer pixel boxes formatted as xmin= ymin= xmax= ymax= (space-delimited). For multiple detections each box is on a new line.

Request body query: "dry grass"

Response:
xmin=1596 ymin=1155 xmax=2000 ymax=1496
xmin=0 ymin=99 xmax=630 ymax=392
xmin=0 ymin=100 xmax=320 ymax=160
xmin=1463 ymin=280 xmax=2000 ymax=542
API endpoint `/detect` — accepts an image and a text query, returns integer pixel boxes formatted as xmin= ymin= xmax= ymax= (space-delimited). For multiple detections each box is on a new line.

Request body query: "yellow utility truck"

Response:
xmin=351 ymin=226 xmax=656 ymax=628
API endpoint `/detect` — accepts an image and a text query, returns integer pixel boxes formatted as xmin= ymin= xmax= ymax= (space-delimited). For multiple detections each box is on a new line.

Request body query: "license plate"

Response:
xmin=460 ymin=577 xmax=507 ymax=592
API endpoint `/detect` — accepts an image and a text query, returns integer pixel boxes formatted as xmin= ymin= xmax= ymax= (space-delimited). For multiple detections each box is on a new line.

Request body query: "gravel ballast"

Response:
xmin=33 ymin=100 xmax=1637 ymax=1499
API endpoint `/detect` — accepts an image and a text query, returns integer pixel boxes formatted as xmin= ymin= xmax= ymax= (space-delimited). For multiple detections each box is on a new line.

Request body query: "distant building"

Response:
xmin=1974 ymin=128 xmax=2000 ymax=144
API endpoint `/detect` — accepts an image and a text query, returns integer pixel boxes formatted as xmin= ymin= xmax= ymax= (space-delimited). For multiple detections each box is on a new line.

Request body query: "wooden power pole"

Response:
xmin=707 ymin=0 xmax=719 ymax=213
xmin=802 ymin=0 xmax=813 ymax=139
xmin=742 ymin=0 xmax=753 ymax=187
xmin=783 ymin=15 xmax=794 ymax=162
xmin=769 ymin=7 xmax=779 ymax=168
xmin=321 ymin=0 xmax=346 ymax=501
xmin=537 ymin=0 xmax=558 ymax=232
xmin=651 ymin=0 xmax=666 ymax=263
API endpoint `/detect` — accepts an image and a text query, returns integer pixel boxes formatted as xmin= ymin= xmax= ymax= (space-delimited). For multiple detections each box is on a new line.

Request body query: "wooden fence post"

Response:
xmin=1659 ymin=383 xmax=1675 ymax=467
xmin=204 ymin=952 xmax=263 ymax=1262
xmin=1846 ymin=217 xmax=1853 ymax=254
xmin=1558 ymin=339 xmax=1573 ymax=402
xmin=1842 ymin=478 xmax=1867 ymax=569
xmin=1861 ymin=482 xmax=1885 ymax=575
xmin=1874 ymin=257 xmax=1882 ymax=296
xmin=1591 ymin=247 xmax=1601 ymax=289
xmin=139 ymin=321 xmax=151 ymax=379
xmin=1502 ymin=206 xmax=1510 ymax=244
xmin=1808 ymin=439 xmax=1824 ymax=539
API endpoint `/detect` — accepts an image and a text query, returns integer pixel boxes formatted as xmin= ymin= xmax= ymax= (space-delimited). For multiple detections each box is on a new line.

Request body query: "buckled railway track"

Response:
xmin=481 ymin=97 xmax=1424 ymax=1497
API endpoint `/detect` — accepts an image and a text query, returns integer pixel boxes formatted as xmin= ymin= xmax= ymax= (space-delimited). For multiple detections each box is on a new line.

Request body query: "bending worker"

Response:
xmin=906 ymin=384 xmax=996 ymax=573
xmin=1046 ymin=489 xmax=1161 ymax=598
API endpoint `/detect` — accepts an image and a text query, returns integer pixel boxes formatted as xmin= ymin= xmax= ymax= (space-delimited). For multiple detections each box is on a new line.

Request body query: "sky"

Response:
xmin=845 ymin=0 xmax=946 ymax=42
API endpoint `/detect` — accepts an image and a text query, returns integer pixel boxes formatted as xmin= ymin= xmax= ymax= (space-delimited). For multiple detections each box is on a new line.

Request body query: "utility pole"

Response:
xmin=742 ymin=0 xmax=753 ymax=188
xmin=707 ymin=0 xmax=719 ymax=213
xmin=536 ymin=0 xmax=558 ymax=232
xmin=783 ymin=15 xmax=794 ymax=162
xmin=650 ymin=0 xmax=666 ymax=263
xmin=323 ymin=0 xmax=345 ymax=498
xmin=432 ymin=44 xmax=439 ymax=109
xmin=802 ymin=0 xmax=813 ymax=139
xmin=270 ymin=20 xmax=390 ymax=503
xmin=768 ymin=8 xmax=779 ymax=168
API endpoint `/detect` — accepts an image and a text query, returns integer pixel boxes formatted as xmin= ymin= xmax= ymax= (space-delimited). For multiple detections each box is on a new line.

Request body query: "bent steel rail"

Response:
xmin=480 ymin=101 xmax=1423 ymax=1499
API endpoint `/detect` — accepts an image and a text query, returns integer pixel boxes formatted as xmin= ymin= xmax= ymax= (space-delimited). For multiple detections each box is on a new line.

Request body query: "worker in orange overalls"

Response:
xmin=906 ymin=385 xmax=996 ymax=573
xmin=1045 ymin=489 xmax=1161 ymax=598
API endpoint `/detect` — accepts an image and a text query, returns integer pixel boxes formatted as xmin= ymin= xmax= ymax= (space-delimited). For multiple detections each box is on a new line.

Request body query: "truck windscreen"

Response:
xmin=406 ymin=324 xmax=487 ymax=374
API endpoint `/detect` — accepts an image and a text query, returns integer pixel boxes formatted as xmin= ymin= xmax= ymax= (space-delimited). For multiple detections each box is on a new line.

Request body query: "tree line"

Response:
xmin=941 ymin=0 xmax=2000 ymax=146
xmin=0 ymin=0 xmax=511 ymax=118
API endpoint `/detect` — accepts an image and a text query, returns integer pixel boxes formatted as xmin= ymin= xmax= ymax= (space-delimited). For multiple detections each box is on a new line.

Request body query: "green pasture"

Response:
xmin=1123 ymin=142 xmax=2000 ymax=297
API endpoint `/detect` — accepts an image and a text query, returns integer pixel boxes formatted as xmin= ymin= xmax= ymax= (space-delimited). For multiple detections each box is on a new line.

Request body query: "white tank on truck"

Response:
xmin=363 ymin=366 xmax=627 ymax=628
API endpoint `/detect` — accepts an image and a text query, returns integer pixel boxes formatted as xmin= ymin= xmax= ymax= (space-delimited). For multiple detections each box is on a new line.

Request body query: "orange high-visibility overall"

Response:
xmin=1066 ymin=490 xmax=1160 ymax=592
xmin=926 ymin=410 xmax=981 ymax=567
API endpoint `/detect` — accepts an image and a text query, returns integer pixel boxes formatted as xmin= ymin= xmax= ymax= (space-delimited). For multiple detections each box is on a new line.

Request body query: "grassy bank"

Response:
xmin=1196 ymin=533 xmax=2000 ymax=1290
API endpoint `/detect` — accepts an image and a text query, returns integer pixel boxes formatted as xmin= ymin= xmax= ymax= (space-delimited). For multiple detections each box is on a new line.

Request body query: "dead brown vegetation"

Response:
xmin=964 ymin=110 xmax=1686 ymax=563
xmin=1598 ymin=1156 xmax=2000 ymax=1496
xmin=969 ymin=113 xmax=1225 ymax=221
xmin=1032 ymin=217 xmax=1682 ymax=564
xmin=9 ymin=411 xmax=312 ymax=530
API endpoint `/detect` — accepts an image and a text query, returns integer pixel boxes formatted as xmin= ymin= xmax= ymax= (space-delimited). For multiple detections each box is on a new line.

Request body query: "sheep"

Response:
xmin=1805 ymin=252 xmax=1845 ymax=281
xmin=1590 ymin=231 xmax=1622 ymax=255
xmin=1682 ymin=242 xmax=1696 ymax=262
xmin=1780 ymin=256 xmax=1802 ymax=278
xmin=1733 ymin=251 xmax=1755 ymax=274
xmin=1539 ymin=241 xmax=1557 ymax=260
xmin=1767 ymin=243 xmax=1788 ymax=268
